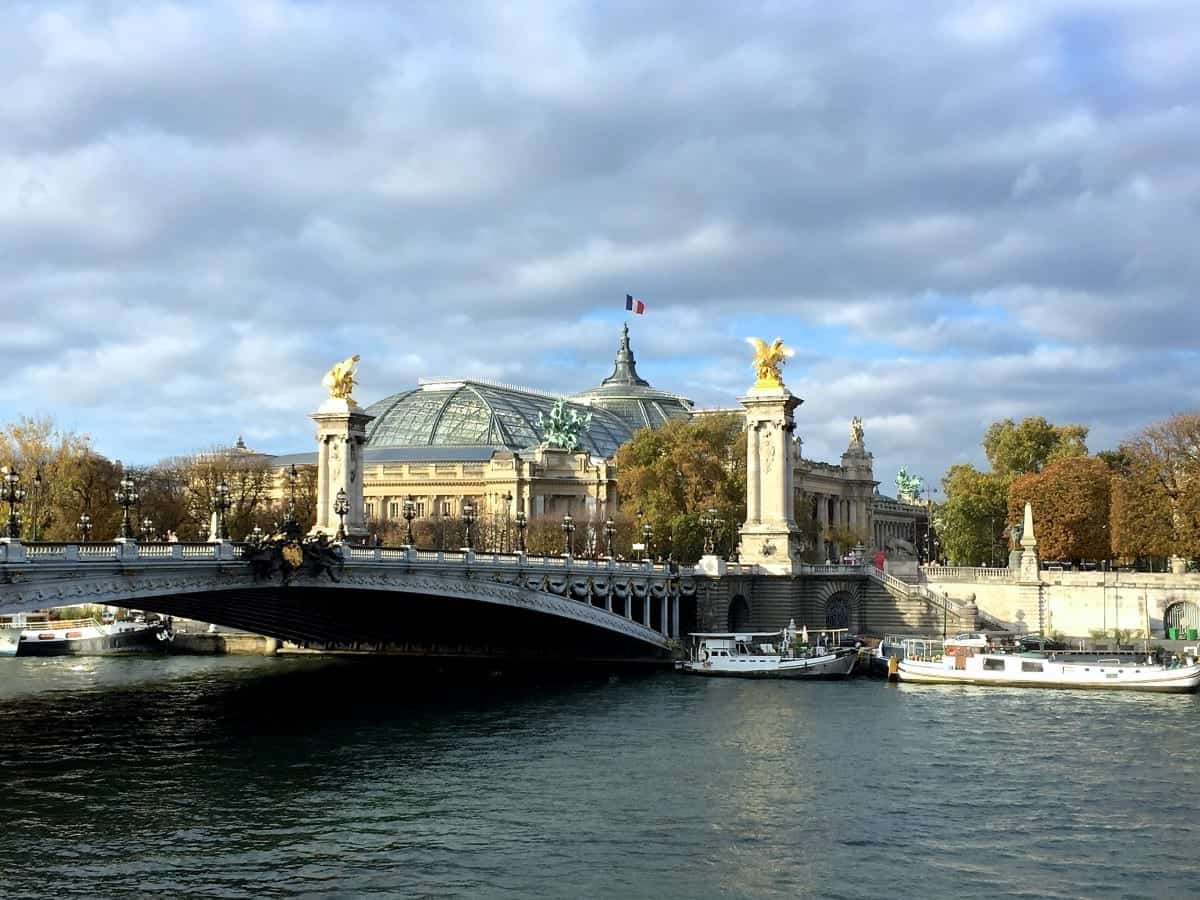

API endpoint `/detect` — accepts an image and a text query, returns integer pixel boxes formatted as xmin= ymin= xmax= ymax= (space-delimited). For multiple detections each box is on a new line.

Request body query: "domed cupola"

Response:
xmin=571 ymin=324 xmax=694 ymax=432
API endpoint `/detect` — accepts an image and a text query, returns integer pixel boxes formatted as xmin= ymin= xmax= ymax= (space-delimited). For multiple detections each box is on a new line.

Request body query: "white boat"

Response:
xmin=681 ymin=621 xmax=858 ymax=679
xmin=897 ymin=635 xmax=1200 ymax=693
xmin=0 ymin=613 xmax=168 ymax=657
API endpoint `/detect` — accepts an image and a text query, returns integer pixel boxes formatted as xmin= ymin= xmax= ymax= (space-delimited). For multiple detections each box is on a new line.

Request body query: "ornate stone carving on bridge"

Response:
xmin=312 ymin=357 xmax=375 ymax=540
xmin=738 ymin=341 xmax=803 ymax=575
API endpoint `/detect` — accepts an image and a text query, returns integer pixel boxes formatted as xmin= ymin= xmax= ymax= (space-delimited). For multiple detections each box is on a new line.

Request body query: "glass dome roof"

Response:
xmin=571 ymin=324 xmax=693 ymax=432
xmin=363 ymin=380 xmax=636 ymax=458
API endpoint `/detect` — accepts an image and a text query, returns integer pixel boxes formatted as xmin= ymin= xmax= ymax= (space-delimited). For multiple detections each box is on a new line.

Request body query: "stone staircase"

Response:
xmin=864 ymin=567 xmax=984 ymax=634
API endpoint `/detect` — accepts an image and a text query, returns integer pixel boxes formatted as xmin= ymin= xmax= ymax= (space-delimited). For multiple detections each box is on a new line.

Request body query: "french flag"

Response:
xmin=625 ymin=293 xmax=646 ymax=315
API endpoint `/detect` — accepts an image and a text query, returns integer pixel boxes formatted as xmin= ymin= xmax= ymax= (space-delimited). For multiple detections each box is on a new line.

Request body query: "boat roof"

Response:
xmin=688 ymin=628 xmax=850 ymax=639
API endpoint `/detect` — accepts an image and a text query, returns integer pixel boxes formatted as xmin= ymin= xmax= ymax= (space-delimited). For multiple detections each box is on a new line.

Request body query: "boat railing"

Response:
xmin=901 ymin=638 xmax=945 ymax=662
xmin=7 ymin=617 xmax=102 ymax=631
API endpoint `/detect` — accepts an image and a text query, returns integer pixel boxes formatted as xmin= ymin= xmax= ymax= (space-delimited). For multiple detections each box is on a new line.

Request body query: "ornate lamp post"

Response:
xmin=249 ymin=525 xmax=264 ymax=546
xmin=1 ymin=467 xmax=27 ymax=539
xmin=604 ymin=517 xmax=616 ymax=559
xmin=77 ymin=513 xmax=93 ymax=542
xmin=515 ymin=510 xmax=527 ymax=553
xmin=503 ymin=491 xmax=513 ymax=552
xmin=700 ymin=507 xmax=724 ymax=555
xmin=333 ymin=487 xmax=349 ymax=541
xmin=31 ymin=470 xmax=43 ymax=541
xmin=641 ymin=522 xmax=654 ymax=561
xmin=561 ymin=513 xmax=575 ymax=557
xmin=141 ymin=516 xmax=155 ymax=542
xmin=114 ymin=473 xmax=139 ymax=540
xmin=212 ymin=480 xmax=231 ymax=541
xmin=285 ymin=464 xmax=299 ymax=526
xmin=402 ymin=496 xmax=417 ymax=547
xmin=462 ymin=500 xmax=477 ymax=550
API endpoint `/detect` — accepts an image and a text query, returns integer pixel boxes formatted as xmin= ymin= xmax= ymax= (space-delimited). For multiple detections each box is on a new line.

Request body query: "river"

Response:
xmin=1 ymin=657 xmax=1196 ymax=899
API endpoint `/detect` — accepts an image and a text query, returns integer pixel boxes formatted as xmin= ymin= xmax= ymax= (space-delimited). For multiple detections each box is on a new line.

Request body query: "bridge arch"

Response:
xmin=727 ymin=595 xmax=750 ymax=632
xmin=812 ymin=582 xmax=864 ymax=633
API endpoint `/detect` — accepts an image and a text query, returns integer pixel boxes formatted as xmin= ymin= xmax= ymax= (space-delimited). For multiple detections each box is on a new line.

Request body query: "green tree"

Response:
xmin=937 ymin=464 xmax=1007 ymax=565
xmin=983 ymin=417 xmax=1088 ymax=478
xmin=616 ymin=413 xmax=745 ymax=564
xmin=1009 ymin=457 xmax=1110 ymax=563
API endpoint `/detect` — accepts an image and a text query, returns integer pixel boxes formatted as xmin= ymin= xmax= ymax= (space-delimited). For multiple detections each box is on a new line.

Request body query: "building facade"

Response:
xmin=257 ymin=325 xmax=925 ymax=553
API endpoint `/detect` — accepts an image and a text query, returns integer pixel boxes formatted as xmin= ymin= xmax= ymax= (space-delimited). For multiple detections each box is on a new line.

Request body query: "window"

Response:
xmin=983 ymin=658 xmax=1006 ymax=671
xmin=388 ymin=501 xmax=400 ymax=519
xmin=414 ymin=501 xmax=427 ymax=518
xmin=1021 ymin=661 xmax=1043 ymax=673
xmin=365 ymin=503 xmax=377 ymax=520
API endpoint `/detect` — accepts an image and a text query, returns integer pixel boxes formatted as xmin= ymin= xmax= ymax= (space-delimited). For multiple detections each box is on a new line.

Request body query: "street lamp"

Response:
xmin=515 ymin=510 xmax=527 ymax=553
xmin=1 ymin=467 xmax=27 ymax=539
xmin=700 ymin=507 xmax=724 ymax=556
xmin=642 ymin=522 xmax=654 ymax=561
xmin=604 ymin=518 xmax=616 ymax=559
xmin=462 ymin=500 xmax=477 ymax=550
xmin=561 ymin=513 xmax=575 ymax=557
xmin=333 ymin=487 xmax=349 ymax=542
xmin=249 ymin=525 xmax=264 ymax=546
xmin=141 ymin=516 xmax=155 ymax=542
xmin=285 ymin=464 xmax=299 ymax=525
xmin=114 ymin=473 xmax=139 ymax=540
xmin=31 ymin=469 xmax=43 ymax=541
xmin=402 ymin=496 xmax=417 ymax=547
xmin=503 ymin=491 xmax=513 ymax=552
xmin=77 ymin=513 xmax=93 ymax=542
xmin=212 ymin=480 xmax=231 ymax=541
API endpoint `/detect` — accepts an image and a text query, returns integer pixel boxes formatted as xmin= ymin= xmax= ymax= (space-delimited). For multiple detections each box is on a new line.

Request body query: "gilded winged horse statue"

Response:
xmin=746 ymin=337 xmax=792 ymax=388
xmin=322 ymin=354 xmax=360 ymax=404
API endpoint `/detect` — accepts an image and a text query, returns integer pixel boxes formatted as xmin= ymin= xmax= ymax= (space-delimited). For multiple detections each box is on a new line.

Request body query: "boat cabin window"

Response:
xmin=983 ymin=658 xmax=1006 ymax=671
xmin=1021 ymin=661 xmax=1043 ymax=673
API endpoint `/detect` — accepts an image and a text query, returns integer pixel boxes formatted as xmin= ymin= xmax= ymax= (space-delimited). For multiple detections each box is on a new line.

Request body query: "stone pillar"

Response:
xmin=737 ymin=385 xmax=803 ymax=574
xmin=746 ymin=425 xmax=761 ymax=524
xmin=643 ymin=594 xmax=651 ymax=628
xmin=661 ymin=594 xmax=669 ymax=636
xmin=1018 ymin=501 xmax=1044 ymax=633
xmin=311 ymin=398 xmax=375 ymax=539
xmin=670 ymin=595 xmax=679 ymax=638
xmin=625 ymin=595 xmax=632 ymax=620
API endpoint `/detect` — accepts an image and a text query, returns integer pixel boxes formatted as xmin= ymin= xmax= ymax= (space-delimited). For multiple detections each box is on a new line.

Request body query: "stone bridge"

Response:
xmin=0 ymin=540 xmax=694 ymax=663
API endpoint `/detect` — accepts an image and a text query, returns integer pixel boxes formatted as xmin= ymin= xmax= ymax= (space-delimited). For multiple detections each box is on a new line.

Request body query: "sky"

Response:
xmin=2 ymin=0 xmax=1198 ymax=496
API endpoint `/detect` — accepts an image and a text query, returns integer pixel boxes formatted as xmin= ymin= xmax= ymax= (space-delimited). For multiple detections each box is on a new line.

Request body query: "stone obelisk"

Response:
xmin=311 ymin=355 xmax=374 ymax=540
xmin=738 ymin=338 xmax=803 ymax=575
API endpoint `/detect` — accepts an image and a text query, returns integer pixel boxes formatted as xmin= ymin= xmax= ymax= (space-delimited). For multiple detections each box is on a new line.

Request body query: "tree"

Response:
xmin=983 ymin=417 xmax=1088 ymax=478
xmin=1125 ymin=413 xmax=1200 ymax=560
xmin=616 ymin=413 xmax=746 ymax=564
xmin=937 ymin=464 xmax=1008 ymax=565
xmin=1009 ymin=457 xmax=1110 ymax=563
xmin=1110 ymin=467 xmax=1173 ymax=563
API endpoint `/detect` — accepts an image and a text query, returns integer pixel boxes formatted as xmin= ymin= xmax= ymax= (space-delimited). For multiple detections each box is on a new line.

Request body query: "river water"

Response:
xmin=1 ymin=656 xmax=1197 ymax=899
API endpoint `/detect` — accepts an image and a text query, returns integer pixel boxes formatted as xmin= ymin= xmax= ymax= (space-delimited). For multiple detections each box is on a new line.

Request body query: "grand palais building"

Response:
xmin=263 ymin=325 xmax=926 ymax=558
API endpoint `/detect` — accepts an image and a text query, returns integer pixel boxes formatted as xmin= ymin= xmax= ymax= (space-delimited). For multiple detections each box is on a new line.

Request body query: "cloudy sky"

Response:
xmin=2 ymin=0 xmax=1198 ymax=494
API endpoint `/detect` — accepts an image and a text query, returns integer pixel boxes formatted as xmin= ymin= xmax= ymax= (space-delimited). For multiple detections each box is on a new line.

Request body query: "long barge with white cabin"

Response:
xmin=897 ymin=634 xmax=1200 ymax=693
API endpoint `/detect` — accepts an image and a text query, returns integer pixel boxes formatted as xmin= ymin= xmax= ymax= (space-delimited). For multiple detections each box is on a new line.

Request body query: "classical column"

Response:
xmin=746 ymin=424 xmax=761 ymax=524
xmin=671 ymin=595 xmax=679 ymax=639
xmin=625 ymin=595 xmax=632 ymax=620
xmin=310 ymin=397 xmax=375 ymax=539
xmin=643 ymin=594 xmax=652 ymax=628
xmin=737 ymin=378 xmax=803 ymax=574
xmin=661 ymin=594 xmax=669 ymax=636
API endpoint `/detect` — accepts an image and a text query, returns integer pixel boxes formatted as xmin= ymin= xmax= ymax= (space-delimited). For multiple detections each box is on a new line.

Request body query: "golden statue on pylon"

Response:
xmin=746 ymin=337 xmax=792 ymax=388
xmin=322 ymin=354 xmax=360 ymax=404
